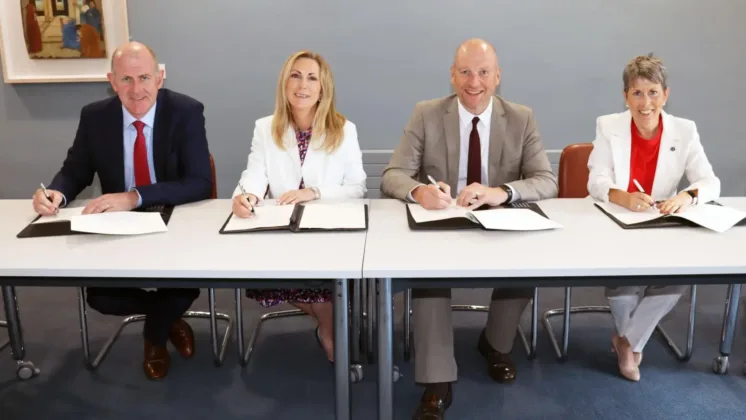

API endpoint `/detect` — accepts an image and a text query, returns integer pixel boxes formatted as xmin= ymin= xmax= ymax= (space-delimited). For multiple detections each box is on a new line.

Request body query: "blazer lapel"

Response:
xmin=443 ymin=98 xmax=460 ymax=191
xmin=106 ymin=99 xmax=126 ymax=191
xmin=610 ymin=111 xmax=633 ymax=189
xmin=488 ymin=97 xmax=506 ymax=187
xmin=285 ymin=128 xmax=303 ymax=187
xmin=651 ymin=111 xmax=680 ymax=198
xmin=152 ymin=95 xmax=170 ymax=182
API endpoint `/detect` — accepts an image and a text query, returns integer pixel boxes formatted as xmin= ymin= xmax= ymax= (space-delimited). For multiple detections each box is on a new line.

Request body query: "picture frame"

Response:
xmin=0 ymin=0 xmax=130 ymax=83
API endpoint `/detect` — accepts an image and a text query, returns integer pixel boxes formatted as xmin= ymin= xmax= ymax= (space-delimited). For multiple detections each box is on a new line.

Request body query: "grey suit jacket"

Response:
xmin=380 ymin=94 xmax=558 ymax=202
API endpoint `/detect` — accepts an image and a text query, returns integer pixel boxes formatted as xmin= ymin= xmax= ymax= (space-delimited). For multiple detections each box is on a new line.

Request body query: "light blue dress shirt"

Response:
xmin=122 ymin=103 xmax=158 ymax=207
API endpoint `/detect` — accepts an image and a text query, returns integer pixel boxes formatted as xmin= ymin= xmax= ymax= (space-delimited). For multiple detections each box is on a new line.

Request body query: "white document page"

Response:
xmin=407 ymin=203 xmax=473 ymax=223
xmin=471 ymin=208 xmax=563 ymax=231
xmin=31 ymin=207 xmax=84 ymax=224
xmin=674 ymin=204 xmax=746 ymax=233
xmin=595 ymin=202 xmax=662 ymax=225
xmin=223 ymin=204 xmax=295 ymax=232
xmin=70 ymin=212 xmax=167 ymax=235
xmin=298 ymin=202 xmax=366 ymax=230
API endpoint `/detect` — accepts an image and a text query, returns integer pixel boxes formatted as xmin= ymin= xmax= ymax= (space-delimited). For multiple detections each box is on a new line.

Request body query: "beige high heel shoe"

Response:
xmin=611 ymin=335 xmax=641 ymax=382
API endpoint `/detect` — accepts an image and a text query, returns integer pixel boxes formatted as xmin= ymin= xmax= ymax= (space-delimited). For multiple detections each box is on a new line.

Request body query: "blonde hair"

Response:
xmin=271 ymin=50 xmax=346 ymax=153
xmin=623 ymin=55 xmax=668 ymax=92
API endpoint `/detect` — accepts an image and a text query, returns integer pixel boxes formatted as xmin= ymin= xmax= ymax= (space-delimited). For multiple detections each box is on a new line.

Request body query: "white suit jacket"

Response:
xmin=587 ymin=110 xmax=720 ymax=203
xmin=233 ymin=115 xmax=367 ymax=200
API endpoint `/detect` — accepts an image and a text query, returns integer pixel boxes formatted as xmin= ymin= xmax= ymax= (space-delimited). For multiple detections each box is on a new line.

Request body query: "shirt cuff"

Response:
xmin=131 ymin=188 xmax=142 ymax=208
xmin=504 ymin=184 xmax=520 ymax=203
xmin=61 ymin=194 xmax=68 ymax=207
xmin=407 ymin=184 xmax=424 ymax=203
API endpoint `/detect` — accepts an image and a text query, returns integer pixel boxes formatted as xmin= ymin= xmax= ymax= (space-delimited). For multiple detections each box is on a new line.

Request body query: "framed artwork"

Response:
xmin=0 ymin=0 xmax=130 ymax=83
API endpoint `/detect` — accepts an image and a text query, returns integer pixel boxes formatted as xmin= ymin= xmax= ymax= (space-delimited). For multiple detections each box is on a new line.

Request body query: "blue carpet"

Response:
xmin=1 ymin=285 xmax=746 ymax=419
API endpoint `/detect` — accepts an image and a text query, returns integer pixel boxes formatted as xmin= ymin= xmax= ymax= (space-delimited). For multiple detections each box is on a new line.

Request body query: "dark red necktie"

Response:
xmin=132 ymin=120 xmax=152 ymax=186
xmin=467 ymin=116 xmax=481 ymax=185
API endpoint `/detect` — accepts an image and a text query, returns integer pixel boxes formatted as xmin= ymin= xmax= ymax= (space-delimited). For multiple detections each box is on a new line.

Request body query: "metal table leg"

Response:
xmin=1 ymin=286 xmax=39 ymax=380
xmin=351 ymin=278 xmax=362 ymax=364
xmin=377 ymin=278 xmax=394 ymax=420
xmin=714 ymin=283 xmax=741 ymax=374
xmin=334 ymin=278 xmax=351 ymax=420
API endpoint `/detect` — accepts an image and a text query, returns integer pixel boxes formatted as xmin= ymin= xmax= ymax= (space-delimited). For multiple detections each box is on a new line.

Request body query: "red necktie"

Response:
xmin=467 ymin=117 xmax=481 ymax=185
xmin=132 ymin=120 xmax=152 ymax=186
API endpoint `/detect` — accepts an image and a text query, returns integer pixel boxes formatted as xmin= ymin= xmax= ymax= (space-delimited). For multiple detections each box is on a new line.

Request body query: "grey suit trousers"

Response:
xmin=412 ymin=287 xmax=533 ymax=384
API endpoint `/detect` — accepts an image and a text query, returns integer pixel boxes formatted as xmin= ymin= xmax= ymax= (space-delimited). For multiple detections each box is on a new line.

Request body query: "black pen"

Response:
xmin=238 ymin=184 xmax=255 ymax=214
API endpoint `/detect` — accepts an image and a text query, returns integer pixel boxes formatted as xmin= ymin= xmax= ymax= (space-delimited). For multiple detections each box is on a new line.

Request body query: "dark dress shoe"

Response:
xmin=412 ymin=383 xmax=452 ymax=420
xmin=143 ymin=340 xmax=170 ymax=380
xmin=478 ymin=330 xmax=517 ymax=383
xmin=169 ymin=318 xmax=195 ymax=359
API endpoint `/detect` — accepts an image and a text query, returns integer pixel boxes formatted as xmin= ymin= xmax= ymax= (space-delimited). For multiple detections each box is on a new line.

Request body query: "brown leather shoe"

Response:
xmin=412 ymin=383 xmax=452 ymax=420
xmin=478 ymin=330 xmax=517 ymax=383
xmin=169 ymin=318 xmax=195 ymax=359
xmin=143 ymin=340 xmax=170 ymax=380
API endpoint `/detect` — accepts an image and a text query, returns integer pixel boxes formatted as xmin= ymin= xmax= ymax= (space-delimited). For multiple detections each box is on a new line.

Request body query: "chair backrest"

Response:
xmin=209 ymin=154 xmax=217 ymax=199
xmin=558 ymin=143 xmax=593 ymax=199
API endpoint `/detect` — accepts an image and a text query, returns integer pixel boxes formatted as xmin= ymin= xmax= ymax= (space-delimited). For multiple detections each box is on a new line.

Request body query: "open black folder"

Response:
xmin=219 ymin=202 xmax=369 ymax=234
xmin=593 ymin=201 xmax=746 ymax=232
xmin=406 ymin=201 xmax=555 ymax=230
xmin=16 ymin=205 xmax=174 ymax=239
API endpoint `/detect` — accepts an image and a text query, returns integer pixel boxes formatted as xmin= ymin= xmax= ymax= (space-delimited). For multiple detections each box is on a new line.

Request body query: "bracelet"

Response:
xmin=311 ymin=187 xmax=320 ymax=200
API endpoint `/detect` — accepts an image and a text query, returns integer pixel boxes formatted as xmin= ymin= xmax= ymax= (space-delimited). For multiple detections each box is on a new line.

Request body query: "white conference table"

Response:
xmin=363 ymin=198 xmax=746 ymax=420
xmin=0 ymin=198 xmax=369 ymax=420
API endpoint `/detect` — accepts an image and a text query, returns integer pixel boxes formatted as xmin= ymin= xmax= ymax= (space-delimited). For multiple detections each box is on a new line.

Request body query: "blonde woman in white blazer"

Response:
xmin=587 ymin=55 xmax=720 ymax=382
xmin=232 ymin=50 xmax=367 ymax=363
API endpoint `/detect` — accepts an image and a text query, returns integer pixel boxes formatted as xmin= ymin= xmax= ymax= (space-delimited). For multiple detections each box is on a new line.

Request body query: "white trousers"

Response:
xmin=606 ymin=285 xmax=685 ymax=353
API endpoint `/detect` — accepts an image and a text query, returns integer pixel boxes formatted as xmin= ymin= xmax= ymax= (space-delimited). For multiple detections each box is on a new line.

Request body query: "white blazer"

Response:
xmin=587 ymin=110 xmax=720 ymax=203
xmin=233 ymin=115 xmax=367 ymax=200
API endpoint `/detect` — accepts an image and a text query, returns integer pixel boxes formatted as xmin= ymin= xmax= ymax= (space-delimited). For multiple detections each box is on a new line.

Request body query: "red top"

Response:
xmin=626 ymin=115 xmax=663 ymax=194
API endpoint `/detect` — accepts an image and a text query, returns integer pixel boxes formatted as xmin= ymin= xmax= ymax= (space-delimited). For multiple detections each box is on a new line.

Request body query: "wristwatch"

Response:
xmin=686 ymin=190 xmax=697 ymax=204
xmin=311 ymin=187 xmax=321 ymax=200
xmin=500 ymin=184 xmax=513 ymax=203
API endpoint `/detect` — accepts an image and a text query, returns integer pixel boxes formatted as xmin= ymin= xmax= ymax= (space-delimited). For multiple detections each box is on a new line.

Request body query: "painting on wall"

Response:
xmin=23 ymin=0 xmax=106 ymax=59
xmin=0 ymin=0 xmax=129 ymax=83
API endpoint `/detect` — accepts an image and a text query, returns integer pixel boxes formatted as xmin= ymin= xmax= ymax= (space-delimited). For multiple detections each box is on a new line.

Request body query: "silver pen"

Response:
xmin=238 ymin=184 xmax=255 ymax=214
xmin=427 ymin=175 xmax=444 ymax=192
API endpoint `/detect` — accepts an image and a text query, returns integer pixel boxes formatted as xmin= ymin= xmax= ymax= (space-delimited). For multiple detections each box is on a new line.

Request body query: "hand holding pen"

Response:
xmin=629 ymin=179 xmax=656 ymax=212
xmin=411 ymin=175 xmax=452 ymax=210
xmin=32 ymin=183 xmax=62 ymax=216
xmin=232 ymin=184 xmax=257 ymax=218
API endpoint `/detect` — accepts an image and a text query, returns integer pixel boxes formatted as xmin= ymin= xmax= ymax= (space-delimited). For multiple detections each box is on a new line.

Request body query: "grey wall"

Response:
xmin=2 ymin=0 xmax=745 ymax=199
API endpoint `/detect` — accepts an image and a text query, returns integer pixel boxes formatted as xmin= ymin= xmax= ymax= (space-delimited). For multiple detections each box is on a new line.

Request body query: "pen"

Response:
xmin=632 ymin=179 xmax=656 ymax=209
xmin=40 ymin=182 xmax=58 ymax=214
xmin=427 ymin=175 xmax=444 ymax=193
xmin=238 ymin=184 xmax=255 ymax=214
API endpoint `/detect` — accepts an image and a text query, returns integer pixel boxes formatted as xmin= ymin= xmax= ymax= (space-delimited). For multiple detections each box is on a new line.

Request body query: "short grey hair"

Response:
xmin=622 ymin=55 xmax=667 ymax=92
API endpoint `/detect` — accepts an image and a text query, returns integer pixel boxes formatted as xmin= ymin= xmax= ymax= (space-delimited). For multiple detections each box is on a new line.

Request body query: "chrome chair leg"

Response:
xmin=78 ymin=287 xmax=233 ymax=370
xmin=543 ymin=286 xmax=697 ymax=362
xmin=0 ymin=320 xmax=9 ymax=353
xmin=402 ymin=288 xmax=539 ymax=361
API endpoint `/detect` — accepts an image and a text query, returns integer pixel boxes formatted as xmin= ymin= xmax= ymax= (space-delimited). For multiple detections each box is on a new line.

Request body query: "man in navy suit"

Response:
xmin=32 ymin=41 xmax=212 ymax=380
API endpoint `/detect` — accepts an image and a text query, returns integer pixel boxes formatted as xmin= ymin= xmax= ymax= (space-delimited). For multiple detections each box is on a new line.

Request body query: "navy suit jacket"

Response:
xmin=49 ymin=88 xmax=213 ymax=208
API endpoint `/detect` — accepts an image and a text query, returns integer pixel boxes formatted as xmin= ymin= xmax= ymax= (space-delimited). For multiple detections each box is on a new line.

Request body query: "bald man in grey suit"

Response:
xmin=381 ymin=39 xmax=557 ymax=419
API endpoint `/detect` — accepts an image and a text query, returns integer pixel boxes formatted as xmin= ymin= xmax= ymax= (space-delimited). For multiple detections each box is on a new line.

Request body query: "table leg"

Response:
xmin=334 ymin=278 xmax=351 ymax=420
xmin=377 ymin=278 xmax=394 ymax=420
